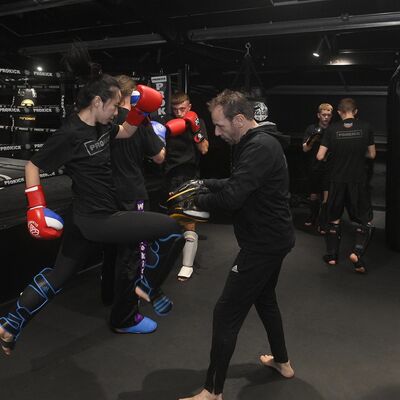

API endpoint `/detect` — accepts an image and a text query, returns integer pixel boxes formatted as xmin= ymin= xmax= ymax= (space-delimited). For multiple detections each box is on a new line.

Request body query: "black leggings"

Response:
xmin=7 ymin=209 xmax=181 ymax=334
xmin=204 ymin=249 xmax=289 ymax=395
xmin=101 ymin=200 xmax=150 ymax=322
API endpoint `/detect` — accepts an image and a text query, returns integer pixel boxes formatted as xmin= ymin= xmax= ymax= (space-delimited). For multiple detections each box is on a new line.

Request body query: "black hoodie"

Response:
xmin=196 ymin=125 xmax=295 ymax=254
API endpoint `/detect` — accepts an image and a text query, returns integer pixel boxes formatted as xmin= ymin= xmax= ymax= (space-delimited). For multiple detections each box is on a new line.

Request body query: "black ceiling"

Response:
xmin=1 ymin=0 xmax=400 ymax=90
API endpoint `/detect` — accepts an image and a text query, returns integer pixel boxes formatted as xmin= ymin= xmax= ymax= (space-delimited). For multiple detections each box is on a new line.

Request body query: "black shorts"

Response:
xmin=167 ymin=164 xmax=198 ymax=192
xmin=327 ymin=181 xmax=373 ymax=224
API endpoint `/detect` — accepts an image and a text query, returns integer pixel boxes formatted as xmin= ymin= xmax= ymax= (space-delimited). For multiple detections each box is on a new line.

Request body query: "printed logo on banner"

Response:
xmin=253 ymin=101 xmax=269 ymax=122
xmin=151 ymin=75 xmax=169 ymax=117
xmin=0 ymin=174 xmax=12 ymax=191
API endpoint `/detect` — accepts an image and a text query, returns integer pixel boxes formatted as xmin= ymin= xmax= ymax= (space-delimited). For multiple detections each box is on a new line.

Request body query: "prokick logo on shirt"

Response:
xmin=336 ymin=129 xmax=363 ymax=139
xmin=84 ymin=132 xmax=110 ymax=155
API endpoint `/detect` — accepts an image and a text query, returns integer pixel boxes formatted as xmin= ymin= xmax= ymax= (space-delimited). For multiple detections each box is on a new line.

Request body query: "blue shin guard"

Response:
xmin=0 ymin=267 xmax=60 ymax=349
xmin=135 ymin=233 xmax=185 ymax=316
xmin=113 ymin=314 xmax=157 ymax=334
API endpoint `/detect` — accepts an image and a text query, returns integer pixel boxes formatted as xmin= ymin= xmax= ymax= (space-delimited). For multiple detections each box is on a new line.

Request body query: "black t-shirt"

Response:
xmin=303 ymin=123 xmax=329 ymax=172
xmin=111 ymin=107 xmax=164 ymax=201
xmin=321 ymin=118 xmax=375 ymax=183
xmin=31 ymin=113 xmax=119 ymax=216
xmin=197 ymin=126 xmax=295 ymax=254
xmin=162 ymin=115 xmax=208 ymax=175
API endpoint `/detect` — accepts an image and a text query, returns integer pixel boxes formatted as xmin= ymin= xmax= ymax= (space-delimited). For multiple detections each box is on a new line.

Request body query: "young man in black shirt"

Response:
xmin=317 ymin=98 xmax=376 ymax=273
xmin=178 ymin=90 xmax=295 ymax=400
xmin=163 ymin=92 xmax=209 ymax=281
xmin=302 ymin=103 xmax=333 ymax=232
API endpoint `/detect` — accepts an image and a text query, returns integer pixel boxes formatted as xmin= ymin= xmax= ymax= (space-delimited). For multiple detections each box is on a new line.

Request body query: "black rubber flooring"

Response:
xmin=1 ymin=212 xmax=400 ymax=400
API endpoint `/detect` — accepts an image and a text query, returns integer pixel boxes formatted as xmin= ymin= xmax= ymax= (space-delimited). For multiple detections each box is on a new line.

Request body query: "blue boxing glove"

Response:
xmin=150 ymin=121 xmax=167 ymax=145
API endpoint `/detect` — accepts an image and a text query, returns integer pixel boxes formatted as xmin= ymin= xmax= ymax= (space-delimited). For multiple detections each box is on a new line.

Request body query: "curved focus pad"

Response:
xmin=305 ymin=126 xmax=322 ymax=146
xmin=166 ymin=180 xmax=210 ymax=222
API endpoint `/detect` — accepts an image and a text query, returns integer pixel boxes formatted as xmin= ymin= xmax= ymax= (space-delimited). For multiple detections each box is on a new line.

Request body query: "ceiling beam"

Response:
xmin=19 ymin=33 xmax=167 ymax=56
xmin=18 ymin=11 xmax=400 ymax=56
xmin=188 ymin=12 xmax=400 ymax=41
xmin=0 ymin=0 xmax=93 ymax=17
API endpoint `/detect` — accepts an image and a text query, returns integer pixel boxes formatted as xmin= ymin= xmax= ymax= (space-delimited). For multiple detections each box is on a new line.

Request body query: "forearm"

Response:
xmin=203 ymin=178 xmax=229 ymax=192
xmin=25 ymin=160 xmax=41 ymax=187
xmin=196 ymin=139 xmax=209 ymax=155
xmin=118 ymin=122 xmax=139 ymax=139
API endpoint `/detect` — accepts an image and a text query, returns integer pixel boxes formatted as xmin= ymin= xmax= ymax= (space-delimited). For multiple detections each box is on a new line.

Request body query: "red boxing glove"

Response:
xmin=25 ymin=185 xmax=64 ymax=240
xmin=166 ymin=118 xmax=186 ymax=137
xmin=125 ymin=107 xmax=147 ymax=127
xmin=125 ymin=85 xmax=163 ymax=127
xmin=183 ymin=111 xmax=205 ymax=143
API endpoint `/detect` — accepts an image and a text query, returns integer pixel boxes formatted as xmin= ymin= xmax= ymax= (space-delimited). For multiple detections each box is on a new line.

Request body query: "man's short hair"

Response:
xmin=337 ymin=98 xmax=357 ymax=113
xmin=318 ymin=103 xmax=333 ymax=113
xmin=114 ymin=75 xmax=136 ymax=98
xmin=208 ymin=89 xmax=254 ymax=121
xmin=171 ymin=91 xmax=190 ymax=105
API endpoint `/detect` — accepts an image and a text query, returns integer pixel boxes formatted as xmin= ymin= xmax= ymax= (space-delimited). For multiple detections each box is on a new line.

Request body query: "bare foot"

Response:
xmin=323 ymin=254 xmax=337 ymax=266
xmin=0 ymin=325 xmax=14 ymax=356
xmin=179 ymin=389 xmax=223 ymax=400
xmin=349 ymin=253 xmax=367 ymax=274
xmin=135 ymin=286 xmax=150 ymax=302
xmin=260 ymin=355 xmax=294 ymax=378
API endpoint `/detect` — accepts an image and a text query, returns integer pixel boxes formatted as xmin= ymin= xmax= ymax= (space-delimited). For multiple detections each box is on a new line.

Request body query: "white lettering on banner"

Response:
xmin=33 ymin=108 xmax=53 ymax=113
xmin=0 ymin=145 xmax=20 ymax=151
xmin=39 ymin=172 xmax=56 ymax=178
xmin=151 ymin=76 xmax=167 ymax=83
xmin=154 ymin=81 xmax=166 ymax=116
xmin=4 ymin=177 xmax=24 ymax=186
xmin=0 ymin=107 xmax=20 ymax=112
xmin=0 ymin=68 xmax=21 ymax=74
xmin=33 ymin=71 xmax=53 ymax=77
xmin=0 ymin=174 xmax=12 ymax=191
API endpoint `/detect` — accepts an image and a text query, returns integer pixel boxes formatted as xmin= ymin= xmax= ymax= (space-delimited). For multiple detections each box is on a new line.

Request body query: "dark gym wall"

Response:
xmin=267 ymin=91 xmax=387 ymax=136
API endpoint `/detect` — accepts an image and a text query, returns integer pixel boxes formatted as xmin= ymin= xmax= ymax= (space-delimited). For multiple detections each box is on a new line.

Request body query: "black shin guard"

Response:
xmin=352 ymin=224 xmax=374 ymax=259
xmin=317 ymin=203 xmax=328 ymax=233
xmin=323 ymin=223 xmax=341 ymax=263
xmin=0 ymin=267 xmax=60 ymax=347
xmin=306 ymin=199 xmax=320 ymax=225
xmin=135 ymin=233 xmax=185 ymax=315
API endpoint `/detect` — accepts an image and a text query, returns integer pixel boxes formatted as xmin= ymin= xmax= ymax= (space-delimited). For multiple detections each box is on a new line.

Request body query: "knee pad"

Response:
xmin=182 ymin=231 xmax=198 ymax=267
xmin=0 ymin=267 xmax=61 ymax=339
xmin=325 ymin=223 xmax=341 ymax=257
xmin=353 ymin=224 xmax=374 ymax=257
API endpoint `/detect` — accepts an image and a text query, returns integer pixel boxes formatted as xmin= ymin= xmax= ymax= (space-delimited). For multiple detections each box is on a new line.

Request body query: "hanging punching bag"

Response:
xmin=386 ymin=65 xmax=400 ymax=251
xmin=16 ymin=87 xmax=37 ymax=160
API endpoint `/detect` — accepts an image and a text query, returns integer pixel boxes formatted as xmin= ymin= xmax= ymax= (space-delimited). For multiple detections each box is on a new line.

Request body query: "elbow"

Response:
xmin=152 ymin=150 xmax=166 ymax=164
